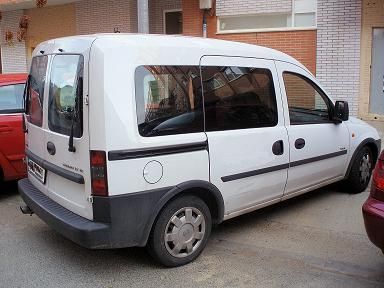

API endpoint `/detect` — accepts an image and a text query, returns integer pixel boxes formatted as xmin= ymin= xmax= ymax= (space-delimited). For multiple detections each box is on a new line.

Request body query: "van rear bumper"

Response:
xmin=18 ymin=179 xmax=112 ymax=249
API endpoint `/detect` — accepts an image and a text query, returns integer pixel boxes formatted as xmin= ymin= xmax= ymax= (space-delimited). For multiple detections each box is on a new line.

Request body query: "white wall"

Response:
xmin=316 ymin=0 xmax=362 ymax=116
xmin=1 ymin=10 xmax=28 ymax=73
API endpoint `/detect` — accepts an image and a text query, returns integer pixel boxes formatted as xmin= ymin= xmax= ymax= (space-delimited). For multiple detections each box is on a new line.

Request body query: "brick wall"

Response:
xmin=149 ymin=0 xmax=182 ymax=34
xmin=182 ymin=0 xmax=204 ymax=37
xmin=26 ymin=4 xmax=76 ymax=58
xmin=216 ymin=0 xmax=292 ymax=16
xmin=75 ymin=0 xmax=138 ymax=35
xmin=213 ymin=30 xmax=317 ymax=74
xmin=0 ymin=10 xmax=28 ymax=73
xmin=316 ymin=0 xmax=362 ymax=116
xmin=359 ymin=0 xmax=384 ymax=120
xmin=182 ymin=1 xmax=316 ymax=74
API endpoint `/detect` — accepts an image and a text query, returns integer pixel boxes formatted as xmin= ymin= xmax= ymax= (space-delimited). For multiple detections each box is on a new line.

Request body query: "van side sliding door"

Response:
xmin=200 ymin=56 xmax=289 ymax=217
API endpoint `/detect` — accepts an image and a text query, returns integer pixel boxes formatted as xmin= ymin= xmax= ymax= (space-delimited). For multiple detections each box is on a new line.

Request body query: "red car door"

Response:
xmin=0 ymin=114 xmax=25 ymax=180
xmin=0 ymin=74 xmax=27 ymax=181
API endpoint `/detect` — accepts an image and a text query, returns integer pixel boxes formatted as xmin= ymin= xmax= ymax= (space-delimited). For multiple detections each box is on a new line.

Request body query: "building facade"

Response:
xmin=0 ymin=0 xmax=383 ymax=120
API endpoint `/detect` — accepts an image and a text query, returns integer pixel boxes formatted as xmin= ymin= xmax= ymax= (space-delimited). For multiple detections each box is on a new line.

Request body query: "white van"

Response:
xmin=19 ymin=34 xmax=381 ymax=267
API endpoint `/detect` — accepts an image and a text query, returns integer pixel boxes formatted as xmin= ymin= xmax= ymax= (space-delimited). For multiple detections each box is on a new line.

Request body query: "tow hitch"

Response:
xmin=20 ymin=205 xmax=34 ymax=215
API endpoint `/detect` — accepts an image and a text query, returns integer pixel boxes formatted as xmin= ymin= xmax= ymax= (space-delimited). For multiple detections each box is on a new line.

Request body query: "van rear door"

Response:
xmin=44 ymin=53 xmax=93 ymax=220
xmin=26 ymin=56 xmax=49 ymax=196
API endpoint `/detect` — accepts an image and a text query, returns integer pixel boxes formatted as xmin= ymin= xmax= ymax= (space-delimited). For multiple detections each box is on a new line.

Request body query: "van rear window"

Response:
xmin=135 ymin=66 xmax=204 ymax=137
xmin=48 ymin=55 xmax=84 ymax=138
xmin=27 ymin=56 xmax=48 ymax=127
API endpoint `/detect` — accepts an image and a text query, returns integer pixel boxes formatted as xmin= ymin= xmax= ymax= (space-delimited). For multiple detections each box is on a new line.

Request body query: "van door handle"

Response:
xmin=272 ymin=140 xmax=284 ymax=155
xmin=295 ymin=138 xmax=306 ymax=149
xmin=47 ymin=142 xmax=56 ymax=155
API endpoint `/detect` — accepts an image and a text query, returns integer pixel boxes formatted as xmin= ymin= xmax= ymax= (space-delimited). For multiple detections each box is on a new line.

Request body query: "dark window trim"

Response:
xmin=221 ymin=150 xmax=347 ymax=182
xmin=283 ymin=71 xmax=334 ymax=125
xmin=108 ymin=141 xmax=208 ymax=161
xmin=26 ymin=149 xmax=84 ymax=184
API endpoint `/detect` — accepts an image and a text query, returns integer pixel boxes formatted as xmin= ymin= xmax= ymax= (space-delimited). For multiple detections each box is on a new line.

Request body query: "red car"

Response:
xmin=0 ymin=73 xmax=27 ymax=182
xmin=363 ymin=149 xmax=384 ymax=254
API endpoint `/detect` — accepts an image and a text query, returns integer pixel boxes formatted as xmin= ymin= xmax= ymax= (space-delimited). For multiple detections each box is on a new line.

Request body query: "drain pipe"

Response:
xmin=200 ymin=0 xmax=213 ymax=38
xmin=203 ymin=10 xmax=208 ymax=38
xmin=138 ymin=0 xmax=149 ymax=34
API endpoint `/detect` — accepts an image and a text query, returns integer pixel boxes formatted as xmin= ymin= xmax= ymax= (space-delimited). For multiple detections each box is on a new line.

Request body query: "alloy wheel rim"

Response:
xmin=359 ymin=153 xmax=372 ymax=184
xmin=164 ymin=207 xmax=206 ymax=258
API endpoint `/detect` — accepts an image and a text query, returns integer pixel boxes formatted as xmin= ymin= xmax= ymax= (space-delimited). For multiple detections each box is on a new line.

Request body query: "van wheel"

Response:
xmin=147 ymin=195 xmax=211 ymax=267
xmin=345 ymin=146 xmax=373 ymax=194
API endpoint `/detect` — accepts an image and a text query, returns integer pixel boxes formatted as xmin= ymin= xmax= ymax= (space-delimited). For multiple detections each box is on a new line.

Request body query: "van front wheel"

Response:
xmin=147 ymin=195 xmax=212 ymax=267
xmin=345 ymin=146 xmax=373 ymax=194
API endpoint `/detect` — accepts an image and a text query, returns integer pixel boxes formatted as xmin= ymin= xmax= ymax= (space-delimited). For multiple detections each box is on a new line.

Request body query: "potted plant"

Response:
xmin=36 ymin=0 xmax=47 ymax=8
xmin=5 ymin=30 xmax=14 ymax=45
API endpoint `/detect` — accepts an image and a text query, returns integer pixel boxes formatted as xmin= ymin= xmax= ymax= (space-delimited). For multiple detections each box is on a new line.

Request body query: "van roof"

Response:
xmin=35 ymin=34 xmax=309 ymax=73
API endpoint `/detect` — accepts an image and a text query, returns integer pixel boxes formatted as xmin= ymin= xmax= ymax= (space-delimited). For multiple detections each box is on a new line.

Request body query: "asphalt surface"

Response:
xmin=1 ymin=180 xmax=383 ymax=288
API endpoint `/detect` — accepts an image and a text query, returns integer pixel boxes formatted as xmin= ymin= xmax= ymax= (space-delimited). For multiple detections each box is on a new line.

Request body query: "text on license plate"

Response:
xmin=27 ymin=158 xmax=46 ymax=184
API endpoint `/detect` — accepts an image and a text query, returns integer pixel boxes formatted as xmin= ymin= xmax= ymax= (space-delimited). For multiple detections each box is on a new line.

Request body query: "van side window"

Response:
xmin=283 ymin=72 xmax=331 ymax=124
xmin=27 ymin=56 xmax=48 ymax=127
xmin=135 ymin=66 xmax=204 ymax=137
xmin=201 ymin=66 xmax=278 ymax=131
xmin=48 ymin=55 xmax=83 ymax=138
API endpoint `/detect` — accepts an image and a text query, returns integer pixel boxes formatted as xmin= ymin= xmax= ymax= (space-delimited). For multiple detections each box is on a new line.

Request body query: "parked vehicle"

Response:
xmin=18 ymin=34 xmax=381 ymax=267
xmin=363 ymin=149 xmax=384 ymax=254
xmin=0 ymin=73 xmax=27 ymax=183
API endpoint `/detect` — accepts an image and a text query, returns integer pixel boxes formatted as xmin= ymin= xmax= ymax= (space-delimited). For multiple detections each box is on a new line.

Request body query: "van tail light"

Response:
xmin=371 ymin=151 xmax=384 ymax=201
xmin=90 ymin=150 xmax=108 ymax=197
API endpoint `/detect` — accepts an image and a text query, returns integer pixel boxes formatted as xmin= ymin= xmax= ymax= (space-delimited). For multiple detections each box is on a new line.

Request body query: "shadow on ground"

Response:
xmin=0 ymin=180 xmax=19 ymax=200
xmin=26 ymin=183 xmax=345 ymax=268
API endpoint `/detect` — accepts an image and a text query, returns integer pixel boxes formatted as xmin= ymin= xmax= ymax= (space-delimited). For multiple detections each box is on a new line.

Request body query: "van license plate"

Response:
xmin=27 ymin=158 xmax=46 ymax=184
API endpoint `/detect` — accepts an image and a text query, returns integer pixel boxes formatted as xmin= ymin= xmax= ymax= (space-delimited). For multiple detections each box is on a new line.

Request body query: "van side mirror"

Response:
xmin=333 ymin=101 xmax=349 ymax=122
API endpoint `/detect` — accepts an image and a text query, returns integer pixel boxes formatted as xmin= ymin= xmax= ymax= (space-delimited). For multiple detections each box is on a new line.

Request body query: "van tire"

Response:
xmin=345 ymin=146 xmax=373 ymax=194
xmin=147 ymin=195 xmax=212 ymax=267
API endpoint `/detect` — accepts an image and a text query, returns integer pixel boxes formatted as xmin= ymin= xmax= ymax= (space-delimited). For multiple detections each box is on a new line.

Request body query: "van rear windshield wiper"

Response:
xmin=68 ymin=76 xmax=83 ymax=153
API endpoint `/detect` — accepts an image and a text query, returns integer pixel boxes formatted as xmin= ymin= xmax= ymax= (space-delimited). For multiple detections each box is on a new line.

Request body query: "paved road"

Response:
xmin=1 ymin=181 xmax=383 ymax=288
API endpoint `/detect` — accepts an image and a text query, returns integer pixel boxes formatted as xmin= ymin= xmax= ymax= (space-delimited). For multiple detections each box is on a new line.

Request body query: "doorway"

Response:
xmin=164 ymin=10 xmax=182 ymax=35
xmin=369 ymin=28 xmax=384 ymax=115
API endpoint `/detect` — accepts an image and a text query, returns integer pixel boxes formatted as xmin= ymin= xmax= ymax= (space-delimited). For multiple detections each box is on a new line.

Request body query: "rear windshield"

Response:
xmin=48 ymin=55 xmax=84 ymax=138
xmin=26 ymin=56 xmax=48 ymax=127
xmin=0 ymin=84 xmax=25 ymax=114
